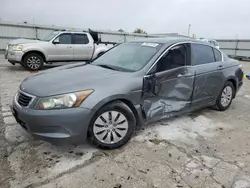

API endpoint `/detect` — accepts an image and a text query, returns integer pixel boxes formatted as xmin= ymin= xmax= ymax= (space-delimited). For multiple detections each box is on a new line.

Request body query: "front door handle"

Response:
xmin=177 ymin=73 xmax=185 ymax=78
xmin=217 ymin=65 xmax=224 ymax=70
xmin=177 ymin=73 xmax=192 ymax=78
xmin=67 ymin=46 xmax=73 ymax=49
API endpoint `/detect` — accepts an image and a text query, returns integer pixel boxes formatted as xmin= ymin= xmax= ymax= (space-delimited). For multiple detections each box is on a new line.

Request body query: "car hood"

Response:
xmin=8 ymin=39 xmax=42 ymax=45
xmin=20 ymin=64 xmax=128 ymax=97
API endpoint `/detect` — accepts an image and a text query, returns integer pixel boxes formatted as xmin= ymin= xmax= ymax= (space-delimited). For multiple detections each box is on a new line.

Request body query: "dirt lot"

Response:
xmin=0 ymin=55 xmax=250 ymax=188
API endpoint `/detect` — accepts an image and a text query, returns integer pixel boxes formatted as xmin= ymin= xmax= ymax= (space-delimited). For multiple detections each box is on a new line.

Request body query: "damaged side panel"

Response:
xmin=191 ymin=62 xmax=225 ymax=108
xmin=141 ymin=66 xmax=195 ymax=122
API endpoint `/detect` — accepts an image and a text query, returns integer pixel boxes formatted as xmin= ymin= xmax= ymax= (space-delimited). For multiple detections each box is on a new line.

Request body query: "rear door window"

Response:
xmin=73 ymin=34 xmax=89 ymax=44
xmin=191 ymin=44 xmax=215 ymax=65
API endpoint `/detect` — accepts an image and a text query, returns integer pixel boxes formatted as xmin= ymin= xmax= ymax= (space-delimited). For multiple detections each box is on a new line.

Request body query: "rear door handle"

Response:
xmin=217 ymin=65 xmax=224 ymax=70
xmin=67 ymin=46 xmax=73 ymax=49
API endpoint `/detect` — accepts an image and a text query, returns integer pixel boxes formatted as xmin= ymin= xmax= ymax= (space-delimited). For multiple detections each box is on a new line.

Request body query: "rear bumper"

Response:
xmin=235 ymin=68 xmax=244 ymax=93
xmin=237 ymin=80 xmax=243 ymax=92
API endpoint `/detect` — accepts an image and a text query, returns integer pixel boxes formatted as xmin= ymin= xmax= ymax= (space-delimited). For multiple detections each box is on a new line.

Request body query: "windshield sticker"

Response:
xmin=141 ymin=43 xmax=159 ymax=47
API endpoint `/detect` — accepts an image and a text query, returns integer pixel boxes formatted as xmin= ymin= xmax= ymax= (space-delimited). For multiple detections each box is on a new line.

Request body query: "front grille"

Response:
xmin=18 ymin=92 xmax=32 ymax=107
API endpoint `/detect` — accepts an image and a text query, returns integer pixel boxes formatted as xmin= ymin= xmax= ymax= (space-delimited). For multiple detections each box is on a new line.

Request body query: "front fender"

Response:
xmin=88 ymin=94 xmax=133 ymax=111
xmin=23 ymin=47 xmax=48 ymax=61
xmin=85 ymin=94 xmax=144 ymax=127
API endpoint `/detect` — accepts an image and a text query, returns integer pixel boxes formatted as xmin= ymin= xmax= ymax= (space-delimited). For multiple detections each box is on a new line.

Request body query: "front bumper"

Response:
xmin=11 ymin=94 xmax=95 ymax=144
xmin=7 ymin=50 xmax=24 ymax=63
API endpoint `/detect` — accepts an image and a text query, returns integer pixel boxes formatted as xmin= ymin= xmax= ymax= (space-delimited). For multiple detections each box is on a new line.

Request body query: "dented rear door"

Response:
xmin=190 ymin=43 xmax=224 ymax=108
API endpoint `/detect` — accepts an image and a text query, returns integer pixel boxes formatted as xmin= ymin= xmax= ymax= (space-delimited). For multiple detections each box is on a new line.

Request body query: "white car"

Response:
xmin=199 ymin=38 xmax=220 ymax=49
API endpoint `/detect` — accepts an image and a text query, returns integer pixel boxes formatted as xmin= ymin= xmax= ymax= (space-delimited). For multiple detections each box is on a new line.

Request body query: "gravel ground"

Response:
xmin=0 ymin=55 xmax=250 ymax=188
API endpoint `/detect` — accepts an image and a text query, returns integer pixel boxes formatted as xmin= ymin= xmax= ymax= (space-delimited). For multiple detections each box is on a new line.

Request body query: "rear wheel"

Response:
xmin=23 ymin=53 xmax=44 ymax=71
xmin=214 ymin=81 xmax=235 ymax=111
xmin=89 ymin=101 xmax=136 ymax=149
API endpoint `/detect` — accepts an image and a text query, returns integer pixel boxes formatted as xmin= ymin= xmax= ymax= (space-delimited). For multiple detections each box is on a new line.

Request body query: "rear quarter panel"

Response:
xmin=222 ymin=58 xmax=243 ymax=91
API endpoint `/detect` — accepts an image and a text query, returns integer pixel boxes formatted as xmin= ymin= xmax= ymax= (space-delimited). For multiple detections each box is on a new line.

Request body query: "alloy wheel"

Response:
xmin=221 ymin=86 xmax=233 ymax=107
xmin=93 ymin=111 xmax=128 ymax=144
xmin=27 ymin=56 xmax=41 ymax=70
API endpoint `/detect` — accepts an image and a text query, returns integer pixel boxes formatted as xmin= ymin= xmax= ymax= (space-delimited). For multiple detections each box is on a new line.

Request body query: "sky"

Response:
xmin=1 ymin=0 xmax=250 ymax=39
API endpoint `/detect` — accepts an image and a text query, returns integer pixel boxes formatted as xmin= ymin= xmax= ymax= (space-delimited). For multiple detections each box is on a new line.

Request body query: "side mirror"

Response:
xmin=52 ymin=39 xmax=59 ymax=44
xmin=143 ymin=74 xmax=156 ymax=93
xmin=143 ymin=73 xmax=161 ymax=95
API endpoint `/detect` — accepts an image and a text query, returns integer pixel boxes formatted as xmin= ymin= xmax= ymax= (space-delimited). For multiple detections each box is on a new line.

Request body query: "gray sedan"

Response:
xmin=11 ymin=38 xmax=244 ymax=149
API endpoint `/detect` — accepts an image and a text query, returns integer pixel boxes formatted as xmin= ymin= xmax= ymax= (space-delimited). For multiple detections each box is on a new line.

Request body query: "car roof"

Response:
xmin=128 ymin=37 xmax=209 ymax=46
xmin=57 ymin=31 xmax=87 ymax=34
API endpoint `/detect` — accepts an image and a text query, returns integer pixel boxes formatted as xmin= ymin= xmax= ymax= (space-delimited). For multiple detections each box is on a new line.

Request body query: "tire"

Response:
xmin=23 ymin=53 xmax=44 ymax=71
xmin=214 ymin=81 xmax=235 ymax=111
xmin=89 ymin=101 xmax=136 ymax=149
xmin=20 ymin=61 xmax=27 ymax=68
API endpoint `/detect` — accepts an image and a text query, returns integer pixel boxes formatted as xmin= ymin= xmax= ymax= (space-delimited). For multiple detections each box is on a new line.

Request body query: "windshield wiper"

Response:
xmin=96 ymin=64 xmax=118 ymax=71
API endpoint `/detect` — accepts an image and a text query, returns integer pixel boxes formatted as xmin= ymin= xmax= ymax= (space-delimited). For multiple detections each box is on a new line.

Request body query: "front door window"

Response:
xmin=156 ymin=44 xmax=188 ymax=73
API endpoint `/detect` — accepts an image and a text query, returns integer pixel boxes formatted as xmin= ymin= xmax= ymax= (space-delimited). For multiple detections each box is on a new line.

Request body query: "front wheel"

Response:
xmin=215 ymin=82 xmax=235 ymax=111
xmin=23 ymin=53 xmax=44 ymax=71
xmin=89 ymin=101 xmax=136 ymax=149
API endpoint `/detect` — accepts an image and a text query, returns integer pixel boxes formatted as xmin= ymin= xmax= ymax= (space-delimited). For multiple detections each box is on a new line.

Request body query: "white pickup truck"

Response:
xmin=5 ymin=30 xmax=114 ymax=71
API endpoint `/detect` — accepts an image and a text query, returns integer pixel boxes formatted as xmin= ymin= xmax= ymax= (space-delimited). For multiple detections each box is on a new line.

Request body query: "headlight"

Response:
xmin=36 ymin=90 xmax=94 ymax=110
xmin=11 ymin=45 xmax=23 ymax=51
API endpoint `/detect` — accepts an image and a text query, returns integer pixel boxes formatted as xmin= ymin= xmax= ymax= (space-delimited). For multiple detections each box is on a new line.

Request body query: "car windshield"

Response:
xmin=40 ymin=31 xmax=59 ymax=41
xmin=91 ymin=42 xmax=163 ymax=72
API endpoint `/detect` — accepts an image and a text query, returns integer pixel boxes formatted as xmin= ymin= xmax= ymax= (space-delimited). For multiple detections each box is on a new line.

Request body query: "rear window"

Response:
xmin=191 ymin=44 xmax=215 ymax=65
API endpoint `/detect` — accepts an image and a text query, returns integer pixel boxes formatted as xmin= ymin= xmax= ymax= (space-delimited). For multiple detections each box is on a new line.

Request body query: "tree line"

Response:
xmin=118 ymin=28 xmax=147 ymax=34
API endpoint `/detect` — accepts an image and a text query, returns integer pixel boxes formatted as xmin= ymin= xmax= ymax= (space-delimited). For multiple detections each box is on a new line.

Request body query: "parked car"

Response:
xmin=199 ymin=38 xmax=220 ymax=49
xmin=11 ymin=38 xmax=244 ymax=149
xmin=5 ymin=30 xmax=113 ymax=71
xmin=208 ymin=39 xmax=220 ymax=49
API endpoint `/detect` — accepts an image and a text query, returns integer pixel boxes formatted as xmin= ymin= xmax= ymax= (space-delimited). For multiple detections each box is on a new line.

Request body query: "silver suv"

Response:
xmin=5 ymin=31 xmax=110 ymax=70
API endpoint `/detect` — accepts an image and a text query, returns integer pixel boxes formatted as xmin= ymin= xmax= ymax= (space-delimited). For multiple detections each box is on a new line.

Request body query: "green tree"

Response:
xmin=118 ymin=29 xmax=124 ymax=32
xmin=133 ymin=28 xmax=147 ymax=34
